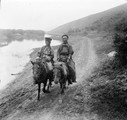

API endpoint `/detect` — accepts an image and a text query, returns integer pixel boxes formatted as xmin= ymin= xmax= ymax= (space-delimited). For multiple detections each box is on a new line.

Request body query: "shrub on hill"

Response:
xmin=88 ymin=59 xmax=127 ymax=119
xmin=88 ymin=16 xmax=127 ymax=119
xmin=113 ymin=17 xmax=127 ymax=66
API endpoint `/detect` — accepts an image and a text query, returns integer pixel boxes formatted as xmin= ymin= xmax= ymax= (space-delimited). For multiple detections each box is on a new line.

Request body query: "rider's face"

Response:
xmin=45 ymin=40 xmax=51 ymax=46
xmin=62 ymin=37 xmax=68 ymax=44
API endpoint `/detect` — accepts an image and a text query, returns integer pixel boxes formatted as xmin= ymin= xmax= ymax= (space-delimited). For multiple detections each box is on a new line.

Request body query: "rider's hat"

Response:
xmin=44 ymin=34 xmax=52 ymax=41
xmin=62 ymin=34 xmax=69 ymax=39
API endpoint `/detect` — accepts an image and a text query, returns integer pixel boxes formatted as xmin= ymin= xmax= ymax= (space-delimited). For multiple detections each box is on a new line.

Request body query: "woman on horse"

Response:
xmin=38 ymin=34 xmax=54 ymax=85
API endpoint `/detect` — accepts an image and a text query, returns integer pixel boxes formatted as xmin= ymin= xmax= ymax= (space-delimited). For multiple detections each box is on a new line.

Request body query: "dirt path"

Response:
xmin=0 ymin=37 xmax=97 ymax=120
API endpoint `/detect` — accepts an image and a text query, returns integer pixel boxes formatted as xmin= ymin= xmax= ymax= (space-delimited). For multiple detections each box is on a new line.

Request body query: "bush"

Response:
xmin=89 ymin=59 xmax=127 ymax=119
xmin=113 ymin=21 xmax=127 ymax=65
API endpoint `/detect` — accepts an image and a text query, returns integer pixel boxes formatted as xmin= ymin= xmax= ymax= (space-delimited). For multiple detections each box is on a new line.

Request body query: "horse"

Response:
xmin=53 ymin=62 xmax=70 ymax=94
xmin=31 ymin=59 xmax=53 ymax=101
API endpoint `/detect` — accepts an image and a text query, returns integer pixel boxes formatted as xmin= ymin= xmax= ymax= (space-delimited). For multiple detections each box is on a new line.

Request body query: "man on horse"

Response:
xmin=38 ymin=34 xmax=54 ymax=85
xmin=57 ymin=34 xmax=76 ymax=84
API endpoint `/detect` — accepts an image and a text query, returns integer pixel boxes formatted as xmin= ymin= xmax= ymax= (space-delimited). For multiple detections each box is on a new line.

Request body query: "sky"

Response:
xmin=0 ymin=0 xmax=126 ymax=31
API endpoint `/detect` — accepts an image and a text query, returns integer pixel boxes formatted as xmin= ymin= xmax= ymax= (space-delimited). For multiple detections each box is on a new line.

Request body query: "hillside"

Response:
xmin=50 ymin=3 xmax=127 ymax=35
xmin=50 ymin=3 xmax=127 ymax=56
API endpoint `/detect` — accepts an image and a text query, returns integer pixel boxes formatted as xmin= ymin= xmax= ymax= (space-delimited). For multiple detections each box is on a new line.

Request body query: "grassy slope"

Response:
xmin=50 ymin=3 xmax=127 ymax=34
xmin=85 ymin=59 xmax=127 ymax=120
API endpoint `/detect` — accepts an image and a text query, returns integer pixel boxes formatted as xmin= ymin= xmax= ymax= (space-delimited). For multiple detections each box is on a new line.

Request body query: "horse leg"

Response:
xmin=42 ymin=82 xmax=46 ymax=93
xmin=60 ymin=78 xmax=67 ymax=94
xmin=46 ymin=79 xmax=50 ymax=93
xmin=37 ymin=83 xmax=41 ymax=101
xmin=49 ymin=71 xmax=53 ymax=87
xmin=43 ymin=80 xmax=50 ymax=93
xmin=60 ymin=83 xmax=65 ymax=94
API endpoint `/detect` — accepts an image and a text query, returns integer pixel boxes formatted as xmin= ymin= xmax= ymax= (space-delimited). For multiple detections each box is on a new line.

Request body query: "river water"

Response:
xmin=0 ymin=39 xmax=61 ymax=90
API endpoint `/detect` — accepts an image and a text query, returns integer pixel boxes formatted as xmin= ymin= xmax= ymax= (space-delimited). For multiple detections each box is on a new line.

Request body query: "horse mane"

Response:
xmin=35 ymin=58 xmax=46 ymax=69
xmin=54 ymin=62 xmax=68 ymax=76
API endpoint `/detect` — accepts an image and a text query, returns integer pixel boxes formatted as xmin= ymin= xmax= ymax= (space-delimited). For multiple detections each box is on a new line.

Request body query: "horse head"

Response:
xmin=31 ymin=60 xmax=44 ymax=81
xmin=53 ymin=62 xmax=68 ymax=84
xmin=53 ymin=62 xmax=69 ymax=94
xmin=31 ymin=58 xmax=51 ymax=100
xmin=53 ymin=66 xmax=62 ymax=84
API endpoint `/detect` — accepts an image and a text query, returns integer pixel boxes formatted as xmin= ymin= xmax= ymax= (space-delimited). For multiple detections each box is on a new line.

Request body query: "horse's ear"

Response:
xmin=31 ymin=61 xmax=34 ymax=65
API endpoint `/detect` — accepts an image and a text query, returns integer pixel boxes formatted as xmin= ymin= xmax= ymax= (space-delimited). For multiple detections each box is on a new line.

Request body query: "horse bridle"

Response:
xmin=33 ymin=62 xmax=45 ymax=76
xmin=53 ymin=66 xmax=66 ymax=82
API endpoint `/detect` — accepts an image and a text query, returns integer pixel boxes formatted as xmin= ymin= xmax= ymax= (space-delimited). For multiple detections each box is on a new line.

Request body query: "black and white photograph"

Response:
xmin=0 ymin=0 xmax=127 ymax=120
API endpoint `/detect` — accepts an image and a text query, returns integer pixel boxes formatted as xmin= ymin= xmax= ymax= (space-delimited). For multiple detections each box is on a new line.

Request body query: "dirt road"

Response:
xmin=0 ymin=37 xmax=97 ymax=120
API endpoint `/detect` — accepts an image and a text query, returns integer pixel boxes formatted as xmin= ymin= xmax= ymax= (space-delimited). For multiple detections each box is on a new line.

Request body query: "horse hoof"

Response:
xmin=61 ymin=91 xmax=64 ymax=94
xmin=45 ymin=90 xmax=50 ymax=93
xmin=49 ymin=82 xmax=53 ymax=87
xmin=43 ymin=90 xmax=50 ymax=93
xmin=37 ymin=98 xmax=40 ymax=101
xmin=68 ymin=83 xmax=72 ymax=85
xmin=43 ymin=90 xmax=46 ymax=93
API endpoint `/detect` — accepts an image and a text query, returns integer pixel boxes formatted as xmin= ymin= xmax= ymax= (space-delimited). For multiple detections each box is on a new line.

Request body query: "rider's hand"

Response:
xmin=67 ymin=58 xmax=70 ymax=63
xmin=57 ymin=58 xmax=60 ymax=61
xmin=37 ymin=52 xmax=41 ymax=57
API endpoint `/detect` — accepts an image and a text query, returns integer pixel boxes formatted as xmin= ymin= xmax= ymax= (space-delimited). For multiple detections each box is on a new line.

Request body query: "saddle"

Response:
xmin=35 ymin=57 xmax=53 ymax=73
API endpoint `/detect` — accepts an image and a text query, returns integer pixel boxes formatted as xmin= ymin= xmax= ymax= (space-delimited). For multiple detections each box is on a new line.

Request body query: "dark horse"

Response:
xmin=53 ymin=62 xmax=70 ymax=94
xmin=31 ymin=59 xmax=53 ymax=100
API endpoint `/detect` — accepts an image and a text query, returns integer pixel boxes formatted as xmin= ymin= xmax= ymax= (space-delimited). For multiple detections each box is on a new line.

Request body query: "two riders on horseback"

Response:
xmin=38 ymin=34 xmax=76 ymax=86
xmin=31 ymin=34 xmax=76 ymax=99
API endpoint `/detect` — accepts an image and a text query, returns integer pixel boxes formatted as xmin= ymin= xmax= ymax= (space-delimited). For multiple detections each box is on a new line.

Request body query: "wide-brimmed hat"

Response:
xmin=44 ymin=34 xmax=52 ymax=41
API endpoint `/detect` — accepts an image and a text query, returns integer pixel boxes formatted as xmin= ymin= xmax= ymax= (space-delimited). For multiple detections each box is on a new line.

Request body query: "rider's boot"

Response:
xmin=69 ymin=66 xmax=76 ymax=83
xmin=68 ymin=78 xmax=72 ymax=85
xmin=49 ymin=81 xmax=52 ymax=86
xmin=72 ymin=72 xmax=77 ymax=83
xmin=49 ymin=70 xmax=54 ymax=87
